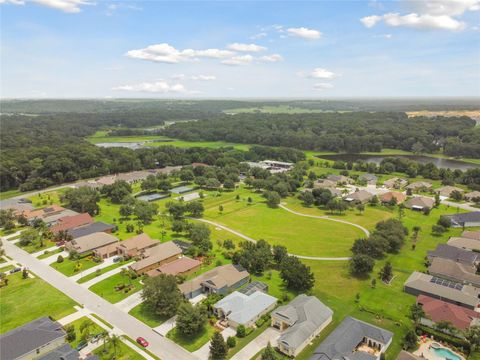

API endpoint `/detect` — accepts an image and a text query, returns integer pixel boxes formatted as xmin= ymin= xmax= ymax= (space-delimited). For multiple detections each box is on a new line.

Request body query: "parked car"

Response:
xmin=10 ymin=267 xmax=21 ymax=274
xmin=76 ymin=341 xmax=88 ymax=351
xmin=57 ymin=240 xmax=66 ymax=246
xmin=136 ymin=337 xmax=149 ymax=347
xmin=112 ymin=256 xmax=122 ymax=263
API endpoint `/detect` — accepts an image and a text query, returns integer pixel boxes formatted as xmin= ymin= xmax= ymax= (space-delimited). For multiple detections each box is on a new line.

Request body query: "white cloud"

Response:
xmin=227 ymin=43 xmax=266 ymax=52
xmin=250 ymin=32 xmax=267 ymax=40
xmin=373 ymin=33 xmax=393 ymax=39
xmin=172 ymin=74 xmax=216 ymax=81
xmin=360 ymin=0 xmax=479 ymax=31
xmin=309 ymin=67 xmax=338 ymax=79
xmin=113 ymin=80 xmax=187 ymax=93
xmin=221 ymin=55 xmax=254 ymax=66
xmin=125 ymin=43 xmax=234 ymax=64
xmin=33 ymin=0 xmax=92 ymax=13
xmin=286 ymin=27 xmax=322 ymax=39
xmin=259 ymin=54 xmax=283 ymax=62
xmin=313 ymin=83 xmax=334 ymax=90
xmin=0 ymin=0 xmax=25 ymax=4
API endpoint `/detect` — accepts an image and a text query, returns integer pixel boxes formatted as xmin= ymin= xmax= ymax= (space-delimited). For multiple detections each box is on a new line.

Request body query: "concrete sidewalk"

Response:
xmin=80 ymin=263 xmax=131 ymax=288
xmin=41 ymin=250 xmax=68 ymax=265
xmin=153 ymin=316 xmax=177 ymax=336
xmin=70 ymin=257 xmax=116 ymax=281
xmin=115 ymin=291 xmax=143 ymax=313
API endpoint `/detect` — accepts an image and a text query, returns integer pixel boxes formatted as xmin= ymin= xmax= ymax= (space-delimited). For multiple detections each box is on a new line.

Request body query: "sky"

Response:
xmin=1 ymin=0 xmax=480 ymax=98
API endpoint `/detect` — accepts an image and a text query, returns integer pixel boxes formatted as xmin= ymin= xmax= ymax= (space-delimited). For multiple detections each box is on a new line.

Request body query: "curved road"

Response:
xmin=193 ymin=217 xmax=352 ymax=261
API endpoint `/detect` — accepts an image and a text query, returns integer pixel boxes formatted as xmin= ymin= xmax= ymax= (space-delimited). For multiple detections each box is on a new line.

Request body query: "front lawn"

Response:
xmin=37 ymin=247 xmax=63 ymax=259
xmin=227 ymin=320 xmax=270 ymax=359
xmin=128 ymin=302 xmax=170 ymax=328
xmin=166 ymin=324 xmax=216 ymax=352
xmin=77 ymin=260 xmax=132 ymax=284
xmin=18 ymin=239 xmax=57 ymax=254
xmin=67 ymin=316 xmax=104 ymax=348
xmin=0 ymin=272 xmax=76 ymax=333
xmin=51 ymin=257 xmax=101 ymax=277
xmin=89 ymin=272 xmax=143 ymax=303
xmin=93 ymin=339 xmax=145 ymax=360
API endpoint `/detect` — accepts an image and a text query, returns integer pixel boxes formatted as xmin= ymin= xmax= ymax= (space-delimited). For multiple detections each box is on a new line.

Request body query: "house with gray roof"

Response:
xmin=0 ymin=317 xmax=69 ymax=360
xmin=448 ymin=237 xmax=480 ymax=252
xmin=463 ymin=231 xmax=480 ymax=241
xmin=359 ymin=173 xmax=378 ymax=185
xmin=427 ymin=244 xmax=480 ymax=267
xmin=65 ymin=232 xmax=119 ymax=255
xmin=271 ymin=294 xmax=333 ymax=357
xmin=404 ymin=271 xmax=480 ymax=310
xmin=309 ymin=317 xmax=393 ymax=360
xmin=344 ymin=190 xmax=374 ymax=204
xmin=67 ymin=221 xmax=116 ymax=239
xmin=214 ymin=291 xmax=277 ymax=328
xmin=404 ymin=196 xmax=435 ymax=211
xmin=444 ymin=212 xmax=480 ymax=228
xmin=429 ymin=257 xmax=480 ymax=288
xmin=37 ymin=343 xmax=79 ymax=360
xmin=326 ymin=174 xmax=353 ymax=185
xmin=239 ymin=281 xmax=268 ymax=296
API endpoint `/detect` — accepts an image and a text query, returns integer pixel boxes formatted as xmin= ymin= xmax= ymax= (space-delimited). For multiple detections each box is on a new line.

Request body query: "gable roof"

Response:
xmin=436 ymin=186 xmax=464 ymax=197
xmin=428 ymin=244 xmax=480 ymax=265
xmin=0 ymin=317 xmax=66 ymax=360
xmin=463 ymin=231 xmax=480 ymax=241
xmin=272 ymin=294 xmax=333 ymax=350
xmin=50 ymin=213 xmax=93 ymax=234
xmin=404 ymin=196 xmax=435 ymax=209
xmin=310 ymin=317 xmax=393 ymax=360
xmin=379 ymin=191 xmax=407 ymax=203
xmin=448 ymin=237 xmax=480 ymax=252
xmin=68 ymin=232 xmax=118 ymax=254
xmin=119 ymin=233 xmax=158 ymax=251
xmin=37 ymin=343 xmax=79 ymax=360
xmin=428 ymin=257 xmax=480 ymax=287
xmin=130 ymin=241 xmax=182 ymax=271
xmin=21 ymin=205 xmax=65 ymax=220
xmin=146 ymin=256 xmax=201 ymax=277
xmin=465 ymin=191 xmax=480 ymax=201
xmin=68 ymin=222 xmax=115 ymax=239
xmin=214 ymin=291 xmax=277 ymax=325
xmin=344 ymin=190 xmax=373 ymax=202
xmin=445 ymin=212 xmax=480 ymax=226
xmin=418 ymin=295 xmax=480 ymax=330
xmin=359 ymin=173 xmax=378 ymax=182
xmin=383 ymin=177 xmax=407 ymax=188
xmin=178 ymin=264 xmax=249 ymax=295
xmin=406 ymin=181 xmax=432 ymax=190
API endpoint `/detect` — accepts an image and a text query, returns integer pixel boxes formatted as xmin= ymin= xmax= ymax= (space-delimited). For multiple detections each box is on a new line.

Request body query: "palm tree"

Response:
xmin=99 ymin=331 xmax=109 ymax=352
xmin=108 ymin=334 xmax=121 ymax=359
xmin=79 ymin=320 xmax=93 ymax=342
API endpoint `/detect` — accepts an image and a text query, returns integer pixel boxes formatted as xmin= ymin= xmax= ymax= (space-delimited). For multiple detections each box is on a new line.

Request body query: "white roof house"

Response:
xmin=214 ymin=290 xmax=277 ymax=328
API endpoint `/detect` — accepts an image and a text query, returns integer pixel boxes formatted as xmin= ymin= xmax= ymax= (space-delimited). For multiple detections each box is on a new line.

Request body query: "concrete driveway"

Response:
xmin=80 ymin=263 xmax=131 ymax=288
xmin=153 ymin=315 xmax=177 ymax=336
xmin=193 ymin=327 xmax=236 ymax=360
xmin=230 ymin=327 xmax=281 ymax=360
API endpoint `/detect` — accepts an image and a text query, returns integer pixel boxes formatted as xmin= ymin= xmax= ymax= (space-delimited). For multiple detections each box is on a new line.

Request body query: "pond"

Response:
xmin=317 ymin=154 xmax=478 ymax=170
xmin=95 ymin=142 xmax=146 ymax=150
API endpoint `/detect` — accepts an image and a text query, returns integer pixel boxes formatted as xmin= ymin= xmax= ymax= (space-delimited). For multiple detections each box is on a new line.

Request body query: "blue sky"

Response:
xmin=1 ymin=0 xmax=479 ymax=98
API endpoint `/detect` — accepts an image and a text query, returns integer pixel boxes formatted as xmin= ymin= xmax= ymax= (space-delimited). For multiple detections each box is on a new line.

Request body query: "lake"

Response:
xmin=317 ymin=154 xmax=478 ymax=170
xmin=95 ymin=142 xmax=146 ymax=150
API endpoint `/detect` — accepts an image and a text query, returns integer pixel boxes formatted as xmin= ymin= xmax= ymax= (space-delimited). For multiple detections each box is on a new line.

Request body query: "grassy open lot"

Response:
xmin=67 ymin=316 xmax=104 ymax=348
xmin=37 ymin=247 xmax=63 ymax=259
xmin=0 ymin=272 xmax=76 ymax=333
xmin=204 ymin=200 xmax=364 ymax=257
xmin=51 ymin=256 xmax=101 ymax=277
xmin=128 ymin=302 xmax=170 ymax=328
xmin=77 ymin=260 xmax=131 ymax=284
xmin=93 ymin=339 xmax=145 ymax=360
xmin=166 ymin=323 xmax=217 ymax=352
xmin=89 ymin=272 xmax=143 ymax=303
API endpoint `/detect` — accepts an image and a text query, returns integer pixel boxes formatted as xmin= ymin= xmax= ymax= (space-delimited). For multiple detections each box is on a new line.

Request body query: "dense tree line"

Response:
xmin=164 ymin=112 xmax=478 ymax=157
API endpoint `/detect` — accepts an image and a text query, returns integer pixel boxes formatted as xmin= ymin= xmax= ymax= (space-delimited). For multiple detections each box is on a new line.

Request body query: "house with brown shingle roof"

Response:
xmin=344 ymin=190 xmax=373 ymax=204
xmin=428 ymin=257 xmax=480 ymax=288
xmin=379 ymin=191 xmax=407 ymax=204
xmin=417 ymin=295 xmax=480 ymax=330
xmin=448 ymin=237 xmax=480 ymax=252
xmin=404 ymin=196 xmax=435 ymax=211
xmin=129 ymin=241 xmax=182 ymax=274
xmin=146 ymin=256 xmax=202 ymax=277
xmin=463 ymin=231 xmax=480 ymax=241
xmin=20 ymin=205 xmax=66 ymax=222
xmin=50 ymin=213 xmax=93 ymax=234
xmin=179 ymin=264 xmax=249 ymax=299
xmin=313 ymin=179 xmax=337 ymax=189
xmin=406 ymin=181 xmax=432 ymax=192
xmin=383 ymin=177 xmax=408 ymax=189
xmin=116 ymin=233 xmax=159 ymax=258
xmin=435 ymin=186 xmax=464 ymax=198
xmin=465 ymin=191 xmax=480 ymax=202
xmin=66 ymin=232 xmax=119 ymax=255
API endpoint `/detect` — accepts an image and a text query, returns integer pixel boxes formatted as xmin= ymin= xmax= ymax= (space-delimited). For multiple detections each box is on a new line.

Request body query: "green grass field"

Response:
xmin=0 ymin=272 xmax=76 ymax=333
xmin=89 ymin=272 xmax=143 ymax=303
xmin=37 ymin=247 xmax=63 ymax=259
xmin=51 ymin=257 xmax=101 ymax=277
xmin=18 ymin=239 xmax=57 ymax=254
xmin=128 ymin=302 xmax=170 ymax=328
xmin=67 ymin=316 xmax=104 ymax=348
xmin=77 ymin=260 xmax=132 ymax=284
xmin=93 ymin=339 xmax=145 ymax=360
xmin=166 ymin=324 xmax=216 ymax=352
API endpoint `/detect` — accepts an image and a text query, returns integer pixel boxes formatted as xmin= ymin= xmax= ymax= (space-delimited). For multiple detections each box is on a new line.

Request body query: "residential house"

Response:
xmin=417 ymin=295 xmax=480 ymax=330
xmin=465 ymin=191 xmax=480 ymax=202
xmin=66 ymin=232 xmax=119 ymax=255
xmin=344 ymin=190 xmax=374 ymax=204
xmin=239 ymin=281 xmax=268 ymax=295
xmin=67 ymin=222 xmax=115 ymax=239
xmin=428 ymin=257 xmax=480 ymax=288
xmin=214 ymin=291 xmax=277 ymax=328
xmin=435 ymin=186 xmax=464 ymax=198
xmin=262 ymin=160 xmax=294 ymax=170
xmin=463 ymin=231 xmax=480 ymax=241
xmin=93 ymin=243 xmax=119 ymax=259
xmin=359 ymin=173 xmax=378 ymax=185
xmin=19 ymin=205 xmax=67 ymax=224
xmin=379 ymin=191 xmax=407 ymax=204
xmin=41 ymin=210 xmax=80 ymax=226
xmin=0 ymin=198 xmax=33 ymax=213
xmin=444 ymin=212 xmax=480 ymax=228
xmin=403 ymin=271 xmax=480 ymax=310
xmin=0 ymin=317 xmax=76 ymax=360
xmin=37 ymin=343 xmax=79 ymax=360
xmin=326 ymin=174 xmax=353 ymax=185
xmin=448 ymin=237 xmax=480 ymax=252
xmin=129 ymin=241 xmax=182 ymax=274
xmin=271 ymin=294 xmax=333 ymax=357
xmin=309 ymin=317 xmax=393 ymax=360
xmin=427 ymin=244 xmax=480 ymax=267
xmin=50 ymin=213 xmax=93 ymax=234
xmin=116 ymin=233 xmax=159 ymax=258
xmin=313 ymin=179 xmax=337 ymax=189
xmin=383 ymin=177 xmax=408 ymax=189
xmin=406 ymin=181 xmax=432 ymax=192
xmin=146 ymin=256 xmax=202 ymax=277
xmin=404 ymin=196 xmax=435 ymax=211
xmin=179 ymin=264 xmax=249 ymax=299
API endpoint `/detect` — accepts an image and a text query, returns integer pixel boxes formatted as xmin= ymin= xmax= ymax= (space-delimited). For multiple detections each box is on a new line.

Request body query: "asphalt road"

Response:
xmin=3 ymin=238 xmax=197 ymax=360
